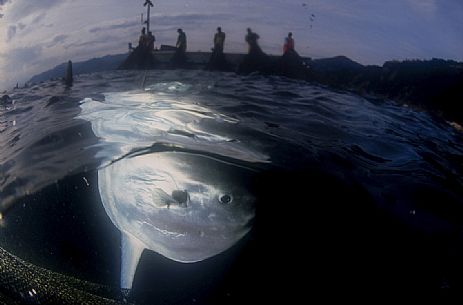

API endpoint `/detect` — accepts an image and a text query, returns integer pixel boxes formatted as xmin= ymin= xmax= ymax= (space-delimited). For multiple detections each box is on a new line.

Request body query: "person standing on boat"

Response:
xmin=283 ymin=32 xmax=295 ymax=54
xmin=208 ymin=26 xmax=229 ymax=70
xmin=245 ymin=28 xmax=260 ymax=54
xmin=213 ymin=27 xmax=226 ymax=54
xmin=176 ymin=28 xmax=187 ymax=53
xmin=172 ymin=28 xmax=187 ymax=65
xmin=138 ymin=27 xmax=147 ymax=48
xmin=146 ymin=31 xmax=155 ymax=51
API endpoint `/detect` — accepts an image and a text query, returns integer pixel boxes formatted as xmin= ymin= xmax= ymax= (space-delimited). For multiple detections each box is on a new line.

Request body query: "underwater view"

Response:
xmin=1 ymin=1 xmax=463 ymax=304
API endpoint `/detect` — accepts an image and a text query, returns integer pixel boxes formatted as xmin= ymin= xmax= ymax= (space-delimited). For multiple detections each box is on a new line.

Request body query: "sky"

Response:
xmin=0 ymin=0 xmax=462 ymax=90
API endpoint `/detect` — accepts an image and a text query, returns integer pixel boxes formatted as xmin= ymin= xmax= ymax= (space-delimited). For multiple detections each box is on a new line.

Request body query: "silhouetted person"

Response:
xmin=119 ymin=27 xmax=157 ymax=69
xmin=245 ymin=28 xmax=261 ymax=54
xmin=146 ymin=31 xmax=155 ymax=51
xmin=208 ymin=27 xmax=230 ymax=71
xmin=172 ymin=28 xmax=187 ymax=66
xmin=213 ymin=27 xmax=226 ymax=54
xmin=138 ymin=27 xmax=147 ymax=48
xmin=238 ymin=28 xmax=271 ymax=74
xmin=176 ymin=28 xmax=187 ymax=53
xmin=283 ymin=32 xmax=295 ymax=54
xmin=276 ymin=32 xmax=308 ymax=79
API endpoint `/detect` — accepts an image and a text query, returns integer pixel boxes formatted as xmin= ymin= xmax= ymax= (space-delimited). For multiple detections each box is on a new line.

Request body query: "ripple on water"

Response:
xmin=0 ymin=69 xmax=462 ymax=232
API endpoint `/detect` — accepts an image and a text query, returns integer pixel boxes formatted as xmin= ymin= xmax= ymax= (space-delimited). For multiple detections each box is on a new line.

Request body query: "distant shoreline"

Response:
xmin=22 ymin=52 xmax=463 ymax=126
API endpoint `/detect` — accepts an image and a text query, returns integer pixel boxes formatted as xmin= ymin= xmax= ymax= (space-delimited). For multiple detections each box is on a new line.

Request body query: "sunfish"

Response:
xmin=98 ymin=151 xmax=257 ymax=290
xmin=79 ymin=91 xmax=268 ymax=290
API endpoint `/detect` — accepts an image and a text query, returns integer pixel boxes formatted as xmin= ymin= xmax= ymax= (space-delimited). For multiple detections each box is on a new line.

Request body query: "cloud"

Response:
xmin=0 ymin=0 xmax=8 ymax=18
xmin=5 ymin=23 xmax=26 ymax=42
xmin=5 ymin=45 xmax=43 ymax=61
xmin=89 ymin=20 xmax=139 ymax=33
xmin=32 ymin=12 xmax=47 ymax=24
xmin=2 ymin=46 xmax=43 ymax=74
xmin=63 ymin=35 xmax=121 ymax=50
xmin=6 ymin=25 xmax=16 ymax=41
xmin=4 ymin=0 xmax=62 ymax=20
xmin=0 ymin=0 xmax=10 ymax=7
xmin=156 ymin=13 xmax=232 ymax=27
xmin=46 ymin=34 xmax=69 ymax=48
xmin=88 ymin=13 xmax=231 ymax=34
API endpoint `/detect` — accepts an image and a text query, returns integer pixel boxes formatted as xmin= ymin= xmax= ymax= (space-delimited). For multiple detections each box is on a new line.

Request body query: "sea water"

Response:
xmin=1 ymin=69 xmax=463 ymax=303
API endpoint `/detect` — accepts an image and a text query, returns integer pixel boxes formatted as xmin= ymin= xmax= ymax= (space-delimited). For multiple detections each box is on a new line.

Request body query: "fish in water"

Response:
xmin=98 ymin=151 xmax=257 ymax=289
xmin=79 ymin=90 xmax=268 ymax=290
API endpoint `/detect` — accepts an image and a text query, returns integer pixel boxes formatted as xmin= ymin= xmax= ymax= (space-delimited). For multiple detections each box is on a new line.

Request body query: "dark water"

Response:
xmin=1 ymin=70 xmax=463 ymax=303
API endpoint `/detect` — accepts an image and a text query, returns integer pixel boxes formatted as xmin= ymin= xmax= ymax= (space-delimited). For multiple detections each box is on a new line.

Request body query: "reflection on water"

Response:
xmin=78 ymin=89 xmax=267 ymax=290
xmin=0 ymin=70 xmax=463 ymax=303
xmin=78 ymin=89 xmax=268 ymax=164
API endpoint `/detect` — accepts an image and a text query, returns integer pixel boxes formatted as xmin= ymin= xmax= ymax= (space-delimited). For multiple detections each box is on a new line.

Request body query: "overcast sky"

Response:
xmin=0 ymin=0 xmax=462 ymax=90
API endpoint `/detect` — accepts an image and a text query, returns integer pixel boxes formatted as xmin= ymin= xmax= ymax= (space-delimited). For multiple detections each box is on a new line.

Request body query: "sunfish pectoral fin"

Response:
xmin=121 ymin=233 xmax=145 ymax=290
xmin=152 ymin=188 xmax=174 ymax=208
xmin=152 ymin=188 xmax=188 ymax=208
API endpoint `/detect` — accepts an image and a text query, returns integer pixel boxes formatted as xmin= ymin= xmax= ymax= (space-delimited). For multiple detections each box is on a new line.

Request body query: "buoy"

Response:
xmin=64 ymin=60 xmax=73 ymax=86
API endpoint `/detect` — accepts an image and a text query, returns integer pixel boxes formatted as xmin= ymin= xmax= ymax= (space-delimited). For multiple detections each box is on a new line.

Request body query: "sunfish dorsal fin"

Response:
xmin=121 ymin=233 xmax=145 ymax=290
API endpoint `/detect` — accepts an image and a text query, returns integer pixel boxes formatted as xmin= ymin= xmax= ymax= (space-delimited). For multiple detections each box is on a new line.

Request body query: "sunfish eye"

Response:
xmin=219 ymin=194 xmax=233 ymax=204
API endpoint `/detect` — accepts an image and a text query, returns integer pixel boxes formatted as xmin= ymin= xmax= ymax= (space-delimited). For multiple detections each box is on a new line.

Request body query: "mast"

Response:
xmin=144 ymin=0 xmax=154 ymax=33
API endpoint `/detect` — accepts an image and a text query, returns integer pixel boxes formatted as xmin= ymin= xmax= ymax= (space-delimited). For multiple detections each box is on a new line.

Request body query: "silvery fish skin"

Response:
xmin=79 ymin=88 xmax=269 ymax=290
xmin=99 ymin=152 xmax=257 ymax=289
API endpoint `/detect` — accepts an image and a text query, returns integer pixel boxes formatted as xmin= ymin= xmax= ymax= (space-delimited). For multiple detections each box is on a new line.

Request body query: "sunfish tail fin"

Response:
xmin=121 ymin=233 xmax=145 ymax=290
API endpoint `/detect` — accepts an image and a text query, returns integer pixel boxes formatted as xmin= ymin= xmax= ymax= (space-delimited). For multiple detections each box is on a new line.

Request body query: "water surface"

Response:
xmin=1 ymin=70 xmax=463 ymax=303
